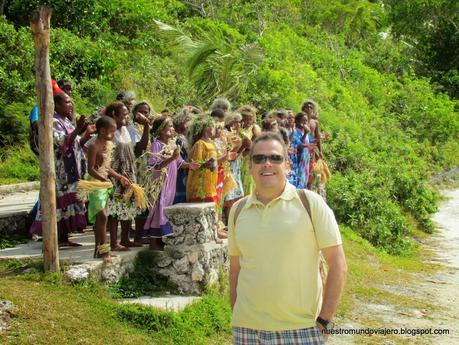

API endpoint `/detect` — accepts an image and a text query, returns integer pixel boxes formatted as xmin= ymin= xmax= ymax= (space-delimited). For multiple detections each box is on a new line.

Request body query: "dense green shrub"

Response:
xmin=0 ymin=0 xmax=458 ymax=256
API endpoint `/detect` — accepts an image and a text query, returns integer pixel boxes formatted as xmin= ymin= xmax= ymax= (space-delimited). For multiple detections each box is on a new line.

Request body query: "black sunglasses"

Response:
xmin=251 ymin=154 xmax=284 ymax=165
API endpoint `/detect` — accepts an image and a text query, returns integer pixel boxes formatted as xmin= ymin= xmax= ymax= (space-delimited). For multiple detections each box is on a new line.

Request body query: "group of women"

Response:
xmin=30 ymin=91 xmax=324 ymax=256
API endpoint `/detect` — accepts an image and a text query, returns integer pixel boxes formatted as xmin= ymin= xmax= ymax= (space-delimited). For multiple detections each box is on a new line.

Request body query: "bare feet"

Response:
xmin=95 ymin=244 xmax=113 ymax=263
xmin=111 ymin=244 xmax=130 ymax=251
xmin=99 ymin=252 xmax=113 ymax=264
xmin=120 ymin=240 xmax=143 ymax=248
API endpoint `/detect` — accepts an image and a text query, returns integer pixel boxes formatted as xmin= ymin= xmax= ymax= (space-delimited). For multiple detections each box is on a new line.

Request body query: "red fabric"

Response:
xmin=52 ymin=79 xmax=63 ymax=95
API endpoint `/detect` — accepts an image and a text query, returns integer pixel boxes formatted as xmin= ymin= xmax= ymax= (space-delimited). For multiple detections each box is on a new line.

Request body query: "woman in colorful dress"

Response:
xmin=30 ymin=93 xmax=90 ymax=246
xmin=290 ymin=111 xmax=311 ymax=189
xmin=172 ymin=107 xmax=195 ymax=204
xmin=143 ymin=116 xmax=198 ymax=250
xmin=186 ymin=116 xmax=219 ymax=207
xmin=105 ymin=101 xmax=148 ymax=251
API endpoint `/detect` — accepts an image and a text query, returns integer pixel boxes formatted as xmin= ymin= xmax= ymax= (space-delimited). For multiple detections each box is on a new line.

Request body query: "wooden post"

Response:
xmin=31 ymin=6 xmax=60 ymax=272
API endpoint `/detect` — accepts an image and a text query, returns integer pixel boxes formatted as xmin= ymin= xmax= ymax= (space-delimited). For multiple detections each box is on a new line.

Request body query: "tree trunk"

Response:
xmin=0 ymin=0 xmax=6 ymax=16
xmin=30 ymin=6 xmax=60 ymax=272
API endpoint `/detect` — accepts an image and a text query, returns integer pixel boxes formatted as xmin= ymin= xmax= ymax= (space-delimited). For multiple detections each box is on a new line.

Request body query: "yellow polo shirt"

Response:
xmin=228 ymin=182 xmax=342 ymax=331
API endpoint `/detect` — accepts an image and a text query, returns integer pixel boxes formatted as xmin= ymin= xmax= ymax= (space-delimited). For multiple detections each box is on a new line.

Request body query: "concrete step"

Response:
xmin=120 ymin=295 xmax=202 ymax=312
xmin=0 ymin=230 xmax=147 ymax=284
xmin=0 ymin=190 xmax=38 ymax=218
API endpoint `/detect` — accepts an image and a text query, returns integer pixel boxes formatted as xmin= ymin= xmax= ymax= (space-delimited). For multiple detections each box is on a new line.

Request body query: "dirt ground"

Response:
xmin=329 ymin=189 xmax=459 ymax=345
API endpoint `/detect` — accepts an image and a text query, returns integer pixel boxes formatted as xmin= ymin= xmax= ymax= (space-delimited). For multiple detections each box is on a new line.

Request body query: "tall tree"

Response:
xmin=385 ymin=0 xmax=459 ymax=98
xmin=30 ymin=6 xmax=60 ymax=272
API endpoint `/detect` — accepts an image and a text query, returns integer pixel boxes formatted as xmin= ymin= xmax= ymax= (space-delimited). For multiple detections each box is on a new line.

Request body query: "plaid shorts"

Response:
xmin=232 ymin=326 xmax=325 ymax=345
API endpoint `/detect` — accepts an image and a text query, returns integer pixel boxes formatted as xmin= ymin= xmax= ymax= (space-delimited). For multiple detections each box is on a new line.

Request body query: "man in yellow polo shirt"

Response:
xmin=228 ymin=132 xmax=347 ymax=344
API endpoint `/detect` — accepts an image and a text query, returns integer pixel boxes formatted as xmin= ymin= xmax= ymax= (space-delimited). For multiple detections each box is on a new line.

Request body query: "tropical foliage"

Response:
xmin=0 ymin=0 xmax=458 ymax=254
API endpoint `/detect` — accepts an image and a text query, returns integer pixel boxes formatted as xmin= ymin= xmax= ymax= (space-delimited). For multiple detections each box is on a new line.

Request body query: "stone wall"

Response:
xmin=153 ymin=202 xmax=229 ymax=295
xmin=0 ymin=212 xmax=31 ymax=240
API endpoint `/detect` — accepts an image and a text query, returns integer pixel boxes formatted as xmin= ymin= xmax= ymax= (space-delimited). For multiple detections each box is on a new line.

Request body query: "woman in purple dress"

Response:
xmin=30 ymin=93 xmax=91 ymax=246
xmin=143 ymin=116 xmax=198 ymax=250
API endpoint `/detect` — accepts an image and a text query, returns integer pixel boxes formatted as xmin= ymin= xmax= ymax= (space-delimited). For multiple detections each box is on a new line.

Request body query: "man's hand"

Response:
xmin=316 ymin=322 xmax=329 ymax=341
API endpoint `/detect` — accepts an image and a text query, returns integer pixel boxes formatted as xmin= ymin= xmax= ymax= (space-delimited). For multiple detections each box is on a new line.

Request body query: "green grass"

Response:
xmin=0 ymin=225 xmax=443 ymax=345
xmin=0 ymin=145 xmax=39 ymax=185
xmin=0 ymin=259 xmax=231 ymax=345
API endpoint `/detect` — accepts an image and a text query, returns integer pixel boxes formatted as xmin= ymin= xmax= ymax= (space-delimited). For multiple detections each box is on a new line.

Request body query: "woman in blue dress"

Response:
xmin=289 ymin=112 xmax=311 ymax=189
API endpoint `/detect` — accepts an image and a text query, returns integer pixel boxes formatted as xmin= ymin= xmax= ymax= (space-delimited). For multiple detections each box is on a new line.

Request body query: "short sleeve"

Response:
xmin=30 ymin=105 xmax=39 ymax=124
xmin=305 ymin=190 xmax=342 ymax=249
xmin=227 ymin=201 xmax=242 ymax=256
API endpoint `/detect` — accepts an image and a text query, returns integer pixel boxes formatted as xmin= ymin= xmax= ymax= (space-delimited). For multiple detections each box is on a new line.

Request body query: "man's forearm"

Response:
xmin=230 ymin=287 xmax=237 ymax=310
xmin=229 ymin=261 xmax=240 ymax=310
xmin=318 ymin=263 xmax=347 ymax=320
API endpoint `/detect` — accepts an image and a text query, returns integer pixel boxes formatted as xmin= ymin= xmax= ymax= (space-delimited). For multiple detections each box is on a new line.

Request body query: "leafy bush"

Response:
xmin=0 ymin=145 xmax=39 ymax=184
xmin=0 ymin=0 xmax=458 ymax=256
xmin=0 ymin=102 xmax=30 ymax=148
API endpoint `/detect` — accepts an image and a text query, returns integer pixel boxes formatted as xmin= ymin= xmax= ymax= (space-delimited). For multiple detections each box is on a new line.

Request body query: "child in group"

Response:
xmin=105 ymin=101 xmax=144 ymax=251
xmin=143 ymin=116 xmax=199 ymax=250
xmin=85 ymin=116 xmax=130 ymax=262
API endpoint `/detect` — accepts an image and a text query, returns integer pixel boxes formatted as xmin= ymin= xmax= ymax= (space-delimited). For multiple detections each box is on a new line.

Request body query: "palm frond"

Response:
xmin=154 ymin=19 xmax=196 ymax=49
xmin=186 ymin=42 xmax=219 ymax=78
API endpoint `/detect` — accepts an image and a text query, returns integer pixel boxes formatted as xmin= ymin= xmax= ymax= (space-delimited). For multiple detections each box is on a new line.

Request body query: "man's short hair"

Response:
xmin=249 ymin=132 xmax=288 ymax=159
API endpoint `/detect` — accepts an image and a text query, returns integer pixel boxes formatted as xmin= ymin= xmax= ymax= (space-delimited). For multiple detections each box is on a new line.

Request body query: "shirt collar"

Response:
xmin=246 ymin=181 xmax=298 ymax=208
